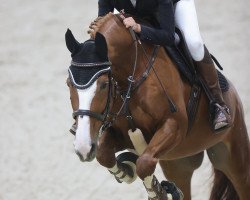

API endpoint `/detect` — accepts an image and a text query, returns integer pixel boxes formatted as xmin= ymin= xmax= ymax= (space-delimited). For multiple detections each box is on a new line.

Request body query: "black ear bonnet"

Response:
xmin=68 ymin=39 xmax=111 ymax=89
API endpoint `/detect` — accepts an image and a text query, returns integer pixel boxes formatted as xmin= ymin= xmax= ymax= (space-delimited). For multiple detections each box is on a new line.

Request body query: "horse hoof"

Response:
xmin=116 ymin=152 xmax=138 ymax=184
xmin=161 ymin=181 xmax=184 ymax=200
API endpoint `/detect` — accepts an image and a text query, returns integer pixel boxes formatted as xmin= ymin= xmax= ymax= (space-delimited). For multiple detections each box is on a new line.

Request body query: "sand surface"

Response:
xmin=0 ymin=0 xmax=249 ymax=199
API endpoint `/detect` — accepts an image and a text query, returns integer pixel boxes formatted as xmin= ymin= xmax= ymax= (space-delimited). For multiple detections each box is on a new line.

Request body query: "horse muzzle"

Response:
xmin=74 ymin=143 xmax=96 ymax=162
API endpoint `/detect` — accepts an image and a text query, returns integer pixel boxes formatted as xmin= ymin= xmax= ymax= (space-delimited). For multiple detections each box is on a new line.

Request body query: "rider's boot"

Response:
xmin=195 ymin=46 xmax=231 ymax=131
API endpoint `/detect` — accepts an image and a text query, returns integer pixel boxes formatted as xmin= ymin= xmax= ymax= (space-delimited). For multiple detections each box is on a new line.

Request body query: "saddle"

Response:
xmin=165 ymin=29 xmax=229 ymax=132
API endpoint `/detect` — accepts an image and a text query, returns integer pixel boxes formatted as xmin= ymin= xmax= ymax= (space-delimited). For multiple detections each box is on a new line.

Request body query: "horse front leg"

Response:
xmin=96 ymin=130 xmax=137 ymax=184
xmin=135 ymin=118 xmax=184 ymax=200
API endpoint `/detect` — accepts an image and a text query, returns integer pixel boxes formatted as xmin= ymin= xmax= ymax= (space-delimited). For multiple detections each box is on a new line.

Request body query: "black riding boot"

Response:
xmin=195 ymin=46 xmax=231 ymax=131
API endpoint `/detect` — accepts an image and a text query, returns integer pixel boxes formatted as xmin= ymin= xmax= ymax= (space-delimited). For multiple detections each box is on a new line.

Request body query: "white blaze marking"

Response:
xmin=74 ymin=82 xmax=97 ymax=159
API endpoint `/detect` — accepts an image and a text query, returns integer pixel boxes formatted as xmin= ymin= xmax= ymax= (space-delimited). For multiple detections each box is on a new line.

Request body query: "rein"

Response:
xmin=114 ymin=25 xmax=139 ymax=119
xmin=115 ymin=13 xmax=177 ymax=114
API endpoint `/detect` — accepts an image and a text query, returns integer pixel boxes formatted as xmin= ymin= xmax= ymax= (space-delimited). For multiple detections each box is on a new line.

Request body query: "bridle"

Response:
xmin=69 ymin=61 xmax=114 ymax=124
xmin=68 ymin=42 xmax=158 ymax=138
xmin=68 ymin=13 xmax=177 ymax=136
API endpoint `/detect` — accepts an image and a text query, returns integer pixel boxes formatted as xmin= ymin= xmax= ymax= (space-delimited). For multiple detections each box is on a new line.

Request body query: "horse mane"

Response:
xmin=88 ymin=13 xmax=122 ymax=39
xmin=88 ymin=13 xmax=155 ymax=41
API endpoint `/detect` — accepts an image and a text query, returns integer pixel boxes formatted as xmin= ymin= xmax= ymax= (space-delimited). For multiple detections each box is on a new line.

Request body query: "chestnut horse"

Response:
xmin=66 ymin=13 xmax=250 ymax=200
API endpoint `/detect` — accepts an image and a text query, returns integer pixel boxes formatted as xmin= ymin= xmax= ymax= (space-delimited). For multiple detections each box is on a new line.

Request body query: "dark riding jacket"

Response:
xmin=98 ymin=0 xmax=180 ymax=46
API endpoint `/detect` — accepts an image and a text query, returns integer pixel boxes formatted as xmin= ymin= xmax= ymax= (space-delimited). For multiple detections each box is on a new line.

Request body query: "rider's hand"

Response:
xmin=123 ymin=17 xmax=141 ymax=33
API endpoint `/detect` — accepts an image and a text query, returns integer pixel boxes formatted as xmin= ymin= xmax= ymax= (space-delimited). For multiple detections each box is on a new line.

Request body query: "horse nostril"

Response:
xmin=90 ymin=143 xmax=96 ymax=152
xmin=75 ymin=150 xmax=84 ymax=161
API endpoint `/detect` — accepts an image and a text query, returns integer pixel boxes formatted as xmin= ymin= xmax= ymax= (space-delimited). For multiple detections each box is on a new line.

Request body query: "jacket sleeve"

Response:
xmin=98 ymin=0 xmax=114 ymax=16
xmin=139 ymin=0 xmax=175 ymax=46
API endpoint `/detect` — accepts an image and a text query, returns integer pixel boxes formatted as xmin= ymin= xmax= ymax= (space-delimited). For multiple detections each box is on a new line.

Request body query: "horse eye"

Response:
xmin=100 ymin=82 xmax=108 ymax=90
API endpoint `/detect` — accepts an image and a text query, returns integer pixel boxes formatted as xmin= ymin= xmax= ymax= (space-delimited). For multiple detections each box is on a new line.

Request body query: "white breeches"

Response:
xmin=175 ymin=0 xmax=205 ymax=61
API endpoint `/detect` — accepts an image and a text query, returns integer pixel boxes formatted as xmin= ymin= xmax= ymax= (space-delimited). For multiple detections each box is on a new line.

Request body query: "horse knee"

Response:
xmin=186 ymin=38 xmax=204 ymax=61
xmin=136 ymin=153 xmax=158 ymax=180
xmin=96 ymin=147 xmax=116 ymax=168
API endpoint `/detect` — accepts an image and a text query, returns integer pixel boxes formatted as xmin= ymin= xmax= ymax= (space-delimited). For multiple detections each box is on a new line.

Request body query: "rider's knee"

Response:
xmin=187 ymin=38 xmax=204 ymax=61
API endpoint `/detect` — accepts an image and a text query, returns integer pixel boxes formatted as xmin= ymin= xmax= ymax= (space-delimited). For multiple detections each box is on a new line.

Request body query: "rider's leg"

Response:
xmin=174 ymin=0 xmax=231 ymax=131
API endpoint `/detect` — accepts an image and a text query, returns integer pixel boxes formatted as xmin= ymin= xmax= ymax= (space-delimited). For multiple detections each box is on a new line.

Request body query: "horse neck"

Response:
xmin=98 ymin=15 xmax=184 ymax=93
xmin=109 ymin=41 xmax=183 ymax=92
xmin=97 ymin=16 xmax=138 ymax=88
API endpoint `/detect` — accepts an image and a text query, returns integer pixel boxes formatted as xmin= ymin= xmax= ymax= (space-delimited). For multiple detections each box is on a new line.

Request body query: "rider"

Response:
xmin=97 ymin=0 xmax=231 ymax=131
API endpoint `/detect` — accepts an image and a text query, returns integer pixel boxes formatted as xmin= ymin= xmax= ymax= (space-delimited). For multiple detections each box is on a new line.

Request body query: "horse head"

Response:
xmin=65 ymin=13 xmax=159 ymax=161
xmin=65 ymin=29 xmax=112 ymax=162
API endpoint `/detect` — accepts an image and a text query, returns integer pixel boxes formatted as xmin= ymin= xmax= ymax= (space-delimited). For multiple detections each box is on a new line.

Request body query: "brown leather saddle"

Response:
xmin=165 ymin=28 xmax=229 ymax=132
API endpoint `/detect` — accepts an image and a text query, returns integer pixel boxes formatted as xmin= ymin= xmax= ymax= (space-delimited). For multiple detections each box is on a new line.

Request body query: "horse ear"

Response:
xmin=95 ymin=32 xmax=108 ymax=60
xmin=65 ymin=29 xmax=80 ymax=54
